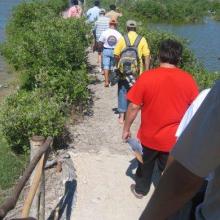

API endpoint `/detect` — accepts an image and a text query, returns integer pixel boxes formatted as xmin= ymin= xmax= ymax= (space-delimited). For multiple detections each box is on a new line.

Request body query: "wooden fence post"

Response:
xmin=30 ymin=136 xmax=45 ymax=220
xmin=0 ymin=137 xmax=52 ymax=220
xmin=21 ymin=136 xmax=45 ymax=219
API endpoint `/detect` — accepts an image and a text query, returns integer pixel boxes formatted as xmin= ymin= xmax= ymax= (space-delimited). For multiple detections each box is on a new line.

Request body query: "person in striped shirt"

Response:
xmin=93 ymin=9 xmax=110 ymax=66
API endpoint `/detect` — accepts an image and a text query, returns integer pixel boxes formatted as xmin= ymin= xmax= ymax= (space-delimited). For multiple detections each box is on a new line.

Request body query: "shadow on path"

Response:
xmin=48 ymin=180 xmax=77 ymax=220
xmin=125 ymin=158 xmax=161 ymax=187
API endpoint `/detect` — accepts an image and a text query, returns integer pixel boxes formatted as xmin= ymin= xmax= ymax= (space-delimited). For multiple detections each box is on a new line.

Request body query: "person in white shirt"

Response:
xmin=176 ymin=88 xmax=211 ymax=138
xmin=86 ymin=0 xmax=100 ymax=23
xmin=98 ymin=18 xmax=122 ymax=87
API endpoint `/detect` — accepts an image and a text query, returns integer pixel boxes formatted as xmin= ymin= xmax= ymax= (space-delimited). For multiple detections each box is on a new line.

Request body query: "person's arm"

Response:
xmin=67 ymin=7 xmax=72 ymax=18
xmin=165 ymin=155 xmax=174 ymax=169
xmin=79 ymin=6 xmax=83 ymax=17
xmin=122 ymin=103 xmax=141 ymax=141
xmin=114 ymin=37 xmax=123 ymax=67
xmin=143 ymin=55 xmax=150 ymax=71
xmin=141 ymin=38 xmax=150 ymax=71
xmin=114 ymin=55 xmax=120 ymax=67
xmin=98 ymin=41 xmax=103 ymax=52
xmin=139 ymin=160 xmax=203 ymax=220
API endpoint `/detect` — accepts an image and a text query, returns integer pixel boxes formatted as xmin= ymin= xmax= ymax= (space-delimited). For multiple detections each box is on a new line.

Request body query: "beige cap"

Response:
xmin=126 ymin=20 xmax=137 ymax=28
xmin=99 ymin=8 xmax=106 ymax=14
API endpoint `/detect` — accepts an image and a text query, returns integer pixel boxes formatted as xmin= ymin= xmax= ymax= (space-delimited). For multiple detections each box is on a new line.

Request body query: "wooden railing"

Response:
xmin=0 ymin=136 xmax=53 ymax=220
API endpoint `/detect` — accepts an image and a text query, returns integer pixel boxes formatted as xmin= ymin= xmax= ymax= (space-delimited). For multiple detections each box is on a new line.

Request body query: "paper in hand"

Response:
xmin=127 ymin=138 xmax=143 ymax=155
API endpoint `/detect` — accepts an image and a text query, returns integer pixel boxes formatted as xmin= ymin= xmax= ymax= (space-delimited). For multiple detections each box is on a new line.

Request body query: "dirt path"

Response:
xmin=68 ymin=50 xmax=155 ymax=220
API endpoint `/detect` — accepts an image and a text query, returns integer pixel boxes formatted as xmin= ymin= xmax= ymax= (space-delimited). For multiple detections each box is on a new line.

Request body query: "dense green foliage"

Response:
xmin=130 ymin=0 xmax=209 ymax=23
xmin=86 ymin=0 xmax=220 ymax=23
xmin=209 ymin=0 xmax=220 ymax=20
xmin=0 ymin=133 xmax=27 ymax=191
xmin=0 ymin=91 xmax=65 ymax=153
xmin=2 ymin=17 xmax=89 ymax=95
xmin=0 ymin=0 xmax=90 ymax=152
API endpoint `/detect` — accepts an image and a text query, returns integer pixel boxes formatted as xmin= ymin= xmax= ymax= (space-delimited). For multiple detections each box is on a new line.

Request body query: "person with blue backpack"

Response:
xmin=114 ymin=20 xmax=150 ymax=124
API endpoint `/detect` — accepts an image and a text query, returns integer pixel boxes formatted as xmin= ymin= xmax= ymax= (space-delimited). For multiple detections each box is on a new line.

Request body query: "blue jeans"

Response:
xmin=118 ymin=80 xmax=130 ymax=113
xmin=102 ymin=48 xmax=115 ymax=70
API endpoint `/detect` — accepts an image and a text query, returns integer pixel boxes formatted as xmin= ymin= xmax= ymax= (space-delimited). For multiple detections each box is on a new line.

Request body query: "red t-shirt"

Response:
xmin=127 ymin=67 xmax=199 ymax=152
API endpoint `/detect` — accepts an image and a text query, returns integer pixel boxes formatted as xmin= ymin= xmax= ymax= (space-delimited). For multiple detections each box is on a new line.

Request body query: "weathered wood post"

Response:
xmin=0 ymin=137 xmax=52 ymax=220
xmin=21 ymin=136 xmax=45 ymax=219
xmin=30 ymin=136 xmax=45 ymax=220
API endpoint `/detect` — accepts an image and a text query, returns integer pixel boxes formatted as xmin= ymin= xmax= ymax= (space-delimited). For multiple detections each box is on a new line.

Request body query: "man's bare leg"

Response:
xmin=104 ymin=69 xmax=109 ymax=87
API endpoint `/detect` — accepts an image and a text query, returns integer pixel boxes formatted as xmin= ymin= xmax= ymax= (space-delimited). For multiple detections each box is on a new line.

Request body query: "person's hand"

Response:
xmin=113 ymin=66 xmax=117 ymax=71
xmin=122 ymin=130 xmax=131 ymax=142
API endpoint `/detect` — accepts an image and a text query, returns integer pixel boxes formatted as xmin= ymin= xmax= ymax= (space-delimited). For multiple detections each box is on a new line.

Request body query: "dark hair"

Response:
xmin=110 ymin=4 xmax=116 ymax=10
xmin=159 ymin=39 xmax=183 ymax=65
xmin=94 ymin=0 xmax=100 ymax=6
xmin=72 ymin=0 xmax=79 ymax=5
xmin=127 ymin=27 xmax=136 ymax=32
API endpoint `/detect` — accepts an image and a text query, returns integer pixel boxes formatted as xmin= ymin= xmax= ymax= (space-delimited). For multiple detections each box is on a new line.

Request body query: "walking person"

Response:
xmin=139 ymin=80 xmax=220 ymax=220
xmin=114 ymin=20 xmax=150 ymax=124
xmin=106 ymin=4 xmax=122 ymax=20
xmin=93 ymin=9 xmax=110 ymax=66
xmin=98 ymin=18 xmax=122 ymax=87
xmin=122 ymin=39 xmax=198 ymax=198
xmin=67 ymin=0 xmax=82 ymax=18
xmin=86 ymin=0 xmax=100 ymax=23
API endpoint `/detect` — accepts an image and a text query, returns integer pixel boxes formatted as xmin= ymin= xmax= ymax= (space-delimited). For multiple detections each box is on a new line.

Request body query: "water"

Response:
xmin=149 ymin=18 xmax=220 ymax=72
xmin=0 ymin=0 xmax=21 ymax=41
xmin=0 ymin=0 xmax=21 ymax=100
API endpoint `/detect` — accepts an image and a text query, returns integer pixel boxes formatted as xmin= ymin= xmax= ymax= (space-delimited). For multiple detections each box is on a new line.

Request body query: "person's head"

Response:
xmin=94 ymin=0 xmax=100 ymax=6
xmin=99 ymin=8 xmax=106 ymax=16
xmin=109 ymin=4 xmax=116 ymax=11
xmin=109 ymin=18 xmax=118 ymax=28
xmin=159 ymin=39 xmax=183 ymax=65
xmin=126 ymin=20 xmax=137 ymax=32
xmin=72 ymin=0 xmax=79 ymax=5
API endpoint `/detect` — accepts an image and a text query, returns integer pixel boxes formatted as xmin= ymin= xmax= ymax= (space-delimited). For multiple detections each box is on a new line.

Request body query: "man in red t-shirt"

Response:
xmin=122 ymin=39 xmax=198 ymax=198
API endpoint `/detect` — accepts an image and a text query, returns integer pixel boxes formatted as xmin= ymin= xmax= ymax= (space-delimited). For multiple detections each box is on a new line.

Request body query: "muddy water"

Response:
xmin=0 ymin=0 xmax=21 ymax=101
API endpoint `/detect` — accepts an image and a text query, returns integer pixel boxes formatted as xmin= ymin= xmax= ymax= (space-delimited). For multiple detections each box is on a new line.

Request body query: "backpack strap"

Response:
xmin=133 ymin=35 xmax=142 ymax=48
xmin=124 ymin=34 xmax=131 ymax=47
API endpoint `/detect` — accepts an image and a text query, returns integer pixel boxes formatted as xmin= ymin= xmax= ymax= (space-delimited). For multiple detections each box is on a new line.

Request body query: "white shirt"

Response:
xmin=175 ymin=88 xmax=211 ymax=138
xmin=171 ymin=81 xmax=220 ymax=220
xmin=99 ymin=28 xmax=122 ymax=49
xmin=86 ymin=6 xmax=100 ymax=23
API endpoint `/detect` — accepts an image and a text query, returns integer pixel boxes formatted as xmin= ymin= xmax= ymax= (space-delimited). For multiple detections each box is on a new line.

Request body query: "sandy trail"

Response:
xmin=68 ymin=50 xmax=155 ymax=220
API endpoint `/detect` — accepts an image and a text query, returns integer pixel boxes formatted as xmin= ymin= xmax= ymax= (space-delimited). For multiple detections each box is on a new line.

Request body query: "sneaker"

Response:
xmin=130 ymin=184 xmax=144 ymax=199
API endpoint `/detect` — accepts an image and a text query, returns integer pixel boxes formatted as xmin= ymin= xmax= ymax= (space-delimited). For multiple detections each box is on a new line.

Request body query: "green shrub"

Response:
xmin=209 ymin=0 xmax=220 ymax=20
xmin=1 ymin=17 xmax=89 ymax=89
xmin=0 ymin=91 xmax=66 ymax=153
xmin=0 ymin=0 xmax=90 ymax=154
xmin=6 ymin=0 xmax=68 ymax=34
xmin=35 ymin=67 xmax=89 ymax=104
xmin=0 ymin=133 xmax=27 ymax=190
xmin=117 ymin=0 xmax=210 ymax=24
